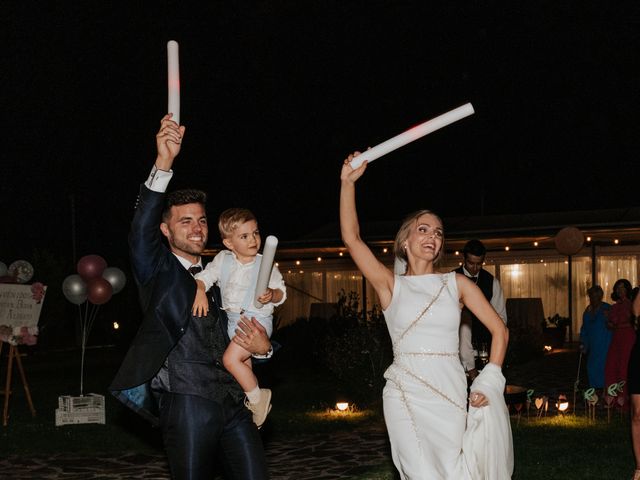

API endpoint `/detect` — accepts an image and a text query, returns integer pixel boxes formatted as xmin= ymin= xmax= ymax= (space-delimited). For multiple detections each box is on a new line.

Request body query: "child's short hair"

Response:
xmin=218 ymin=208 xmax=257 ymax=239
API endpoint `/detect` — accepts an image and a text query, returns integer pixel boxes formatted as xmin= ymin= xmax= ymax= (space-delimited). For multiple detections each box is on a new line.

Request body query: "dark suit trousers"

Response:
xmin=159 ymin=392 xmax=268 ymax=480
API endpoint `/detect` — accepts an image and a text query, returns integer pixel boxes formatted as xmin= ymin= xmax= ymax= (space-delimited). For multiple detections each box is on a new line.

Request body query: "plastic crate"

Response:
xmin=55 ymin=408 xmax=105 ymax=426
xmin=57 ymin=394 xmax=104 ymax=413
xmin=55 ymin=394 xmax=105 ymax=426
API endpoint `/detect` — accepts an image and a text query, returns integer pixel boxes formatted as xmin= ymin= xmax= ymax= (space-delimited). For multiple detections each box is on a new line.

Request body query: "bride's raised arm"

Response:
xmin=340 ymin=152 xmax=394 ymax=310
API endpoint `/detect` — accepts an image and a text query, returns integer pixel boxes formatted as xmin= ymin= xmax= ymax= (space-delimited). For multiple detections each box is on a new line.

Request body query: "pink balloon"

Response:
xmin=87 ymin=277 xmax=113 ymax=305
xmin=77 ymin=255 xmax=107 ymax=281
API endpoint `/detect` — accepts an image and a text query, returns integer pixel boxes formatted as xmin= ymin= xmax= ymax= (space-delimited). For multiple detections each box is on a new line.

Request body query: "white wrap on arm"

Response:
xmin=463 ymin=363 xmax=514 ymax=479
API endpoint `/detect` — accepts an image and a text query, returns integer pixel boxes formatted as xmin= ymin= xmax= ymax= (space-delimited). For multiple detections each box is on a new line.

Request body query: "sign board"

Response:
xmin=0 ymin=283 xmax=46 ymax=345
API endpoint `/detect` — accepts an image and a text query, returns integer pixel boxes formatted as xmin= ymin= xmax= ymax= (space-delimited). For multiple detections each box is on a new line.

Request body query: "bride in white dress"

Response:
xmin=340 ymin=153 xmax=513 ymax=479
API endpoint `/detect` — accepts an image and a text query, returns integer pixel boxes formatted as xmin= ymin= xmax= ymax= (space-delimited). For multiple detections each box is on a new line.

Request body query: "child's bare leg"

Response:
xmin=223 ymin=341 xmax=257 ymax=393
xmin=224 ymin=341 xmax=271 ymax=427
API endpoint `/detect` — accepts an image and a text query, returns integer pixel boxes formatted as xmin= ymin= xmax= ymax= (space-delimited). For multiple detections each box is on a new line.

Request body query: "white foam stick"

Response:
xmin=350 ymin=103 xmax=475 ymax=169
xmin=254 ymin=235 xmax=278 ymax=309
xmin=167 ymin=40 xmax=180 ymax=125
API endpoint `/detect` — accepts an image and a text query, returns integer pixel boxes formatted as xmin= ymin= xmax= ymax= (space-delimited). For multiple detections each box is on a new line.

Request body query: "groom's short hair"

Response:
xmin=162 ymin=189 xmax=207 ymax=221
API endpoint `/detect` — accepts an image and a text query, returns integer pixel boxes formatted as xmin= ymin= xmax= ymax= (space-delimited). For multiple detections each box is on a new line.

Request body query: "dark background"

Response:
xmin=4 ymin=1 xmax=639 ymax=263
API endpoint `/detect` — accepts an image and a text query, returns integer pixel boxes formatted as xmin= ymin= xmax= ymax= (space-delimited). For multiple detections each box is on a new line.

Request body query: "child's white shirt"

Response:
xmin=195 ymin=250 xmax=286 ymax=315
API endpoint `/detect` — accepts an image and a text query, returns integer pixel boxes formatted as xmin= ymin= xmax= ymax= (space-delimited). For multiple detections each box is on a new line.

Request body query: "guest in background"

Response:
xmin=454 ymin=239 xmax=508 ymax=381
xmin=604 ymin=278 xmax=636 ymax=410
xmin=579 ymin=285 xmax=612 ymax=391
xmin=630 ymin=288 xmax=640 ymax=480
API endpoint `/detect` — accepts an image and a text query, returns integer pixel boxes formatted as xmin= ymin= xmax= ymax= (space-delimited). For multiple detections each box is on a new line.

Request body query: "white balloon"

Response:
xmin=9 ymin=260 xmax=34 ymax=283
xmin=102 ymin=267 xmax=127 ymax=294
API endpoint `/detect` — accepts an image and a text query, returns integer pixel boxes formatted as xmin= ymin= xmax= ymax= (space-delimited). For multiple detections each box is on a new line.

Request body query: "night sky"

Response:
xmin=4 ymin=2 xmax=639 ymax=264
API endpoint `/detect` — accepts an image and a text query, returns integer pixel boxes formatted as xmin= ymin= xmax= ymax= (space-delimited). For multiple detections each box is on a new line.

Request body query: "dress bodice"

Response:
xmin=384 ymin=272 xmax=461 ymax=354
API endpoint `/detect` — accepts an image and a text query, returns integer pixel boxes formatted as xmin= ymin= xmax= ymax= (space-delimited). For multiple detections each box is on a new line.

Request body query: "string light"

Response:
xmin=455 ymin=251 xmax=459 ymax=256
xmin=382 ymin=248 xmax=388 ymax=253
xmin=505 ymin=246 xmax=510 ymax=251
xmin=614 ymin=239 xmax=619 ymax=245
xmin=317 ymin=257 xmax=322 ymax=262
xmin=339 ymin=252 xmax=344 ymax=257
xmin=533 ymin=241 xmax=538 ymax=247
xmin=296 ymin=260 xmax=301 ymax=265
xmin=586 ymin=236 xmax=592 ymax=242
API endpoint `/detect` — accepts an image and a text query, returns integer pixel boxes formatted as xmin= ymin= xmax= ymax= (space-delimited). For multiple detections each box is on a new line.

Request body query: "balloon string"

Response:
xmin=79 ymin=303 xmax=86 ymax=397
xmin=87 ymin=304 xmax=101 ymax=340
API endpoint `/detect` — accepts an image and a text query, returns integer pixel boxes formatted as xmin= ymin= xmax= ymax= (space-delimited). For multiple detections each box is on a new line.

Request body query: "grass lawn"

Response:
xmin=0 ymin=345 xmax=636 ymax=480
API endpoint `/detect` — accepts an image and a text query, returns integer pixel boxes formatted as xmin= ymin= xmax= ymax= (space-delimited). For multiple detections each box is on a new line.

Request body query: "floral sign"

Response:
xmin=0 ymin=283 xmax=46 ymax=345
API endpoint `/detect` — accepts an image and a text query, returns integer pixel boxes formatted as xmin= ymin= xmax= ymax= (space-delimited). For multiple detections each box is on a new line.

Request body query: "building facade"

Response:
xmin=205 ymin=207 xmax=640 ymax=341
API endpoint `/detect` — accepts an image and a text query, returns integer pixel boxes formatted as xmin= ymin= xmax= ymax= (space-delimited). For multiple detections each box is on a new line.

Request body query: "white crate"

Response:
xmin=55 ymin=407 xmax=105 ymax=426
xmin=58 ymin=394 xmax=105 ymax=413
xmin=55 ymin=394 xmax=105 ymax=426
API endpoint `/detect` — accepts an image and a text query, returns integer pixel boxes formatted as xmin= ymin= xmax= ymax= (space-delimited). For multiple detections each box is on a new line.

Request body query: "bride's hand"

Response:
xmin=469 ymin=391 xmax=489 ymax=408
xmin=341 ymin=151 xmax=368 ymax=184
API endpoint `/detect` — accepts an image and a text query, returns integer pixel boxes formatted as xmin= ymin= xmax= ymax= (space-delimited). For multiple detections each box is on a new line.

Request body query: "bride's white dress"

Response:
xmin=383 ymin=272 xmax=513 ymax=480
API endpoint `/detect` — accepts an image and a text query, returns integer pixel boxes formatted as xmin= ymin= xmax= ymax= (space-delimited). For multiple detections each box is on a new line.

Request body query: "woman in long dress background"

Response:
xmin=339 ymin=153 xmax=512 ymax=479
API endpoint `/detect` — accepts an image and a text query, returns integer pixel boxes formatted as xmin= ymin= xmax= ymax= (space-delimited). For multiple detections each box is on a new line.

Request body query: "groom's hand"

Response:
xmin=233 ymin=316 xmax=271 ymax=356
xmin=155 ymin=113 xmax=185 ymax=171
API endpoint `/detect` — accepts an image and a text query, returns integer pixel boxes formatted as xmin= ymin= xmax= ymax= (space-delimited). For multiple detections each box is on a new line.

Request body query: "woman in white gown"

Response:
xmin=339 ymin=153 xmax=513 ymax=479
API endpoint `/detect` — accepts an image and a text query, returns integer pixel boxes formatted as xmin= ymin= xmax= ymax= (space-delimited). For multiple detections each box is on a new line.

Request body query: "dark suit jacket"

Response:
xmin=109 ymin=184 xmax=228 ymax=425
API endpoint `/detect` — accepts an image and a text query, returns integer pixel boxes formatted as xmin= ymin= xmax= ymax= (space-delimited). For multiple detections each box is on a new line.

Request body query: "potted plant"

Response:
xmin=542 ymin=314 xmax=570 ymax=348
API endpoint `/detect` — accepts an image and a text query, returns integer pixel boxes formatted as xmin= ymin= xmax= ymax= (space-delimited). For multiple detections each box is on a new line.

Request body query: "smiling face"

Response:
xmin=160 ymin=202 xmax=208 ymax=264
xmin=404 ymin=213 xmax=444 ymax=264
xmin=222 ymin=219 xmax=261 ymax=264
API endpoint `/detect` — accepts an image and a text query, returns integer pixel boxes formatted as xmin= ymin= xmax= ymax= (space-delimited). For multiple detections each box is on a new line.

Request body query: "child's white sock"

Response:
xmin=246 ymin=385 xmax=261 ymax=404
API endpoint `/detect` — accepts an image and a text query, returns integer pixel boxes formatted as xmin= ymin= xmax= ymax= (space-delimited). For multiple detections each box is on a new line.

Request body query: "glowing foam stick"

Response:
xmin=254 ymin=236 xmax=278 ymax=309
xmin=350 ymin=103 xmax=475 ymax=169
xmin=167 ymin=40 xmax=180 ymax=124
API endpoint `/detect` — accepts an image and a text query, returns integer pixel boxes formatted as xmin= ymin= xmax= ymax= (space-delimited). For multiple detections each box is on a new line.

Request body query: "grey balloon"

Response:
xmin=102 ymin=267 xmax=126 ymax=294
xmin=62 ymin=274 xmax=88 ymax=305
xmin=0 ymin=262 xmax=7 ymax=277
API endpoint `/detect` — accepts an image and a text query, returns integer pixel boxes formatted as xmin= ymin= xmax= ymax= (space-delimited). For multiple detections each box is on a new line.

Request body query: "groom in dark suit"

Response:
xmin=110 ymin=114 xmax=271 ymax=479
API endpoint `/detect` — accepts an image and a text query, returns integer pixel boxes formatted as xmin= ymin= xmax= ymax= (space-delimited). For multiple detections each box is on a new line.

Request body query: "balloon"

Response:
xmin=87 ymin=277 xmax=113 ymax=305
xmin=77 ymin=255 xmax=107 ymax=281
xmin=0 ymin=262 xmax=7 ymax=277
xmin=62 ymin=274 xmax=88 ymax=305
xmin=9 ymin=260 xmax=34 ymax=283
xmin=102 ymin=267 xmax=127 ymax=294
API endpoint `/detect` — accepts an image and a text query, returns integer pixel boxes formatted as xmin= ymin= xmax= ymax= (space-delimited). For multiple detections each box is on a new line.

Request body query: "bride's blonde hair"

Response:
xmin=393 ymin=209 xmax=444 ymax=266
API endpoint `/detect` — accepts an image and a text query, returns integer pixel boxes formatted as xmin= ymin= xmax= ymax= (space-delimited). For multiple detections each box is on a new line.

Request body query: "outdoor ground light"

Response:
xmin=336 ymin=402 xmax=350 ymax=412
xmin=556 ymin=394 xmax=569 ymax=414
xmin=544 ymin=345 xmax=552 ymax=352
xmin=113 ymin=322 xmax=119 ymax=330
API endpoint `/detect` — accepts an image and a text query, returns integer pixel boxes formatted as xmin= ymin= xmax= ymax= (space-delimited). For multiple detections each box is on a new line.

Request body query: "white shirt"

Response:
xmin=195 ymin=250 xmax=286 ymax=314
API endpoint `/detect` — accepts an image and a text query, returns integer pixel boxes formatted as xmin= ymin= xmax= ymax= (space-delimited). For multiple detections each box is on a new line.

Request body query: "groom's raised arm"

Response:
xmin=129 ymin=115 xmax=186 ymax=286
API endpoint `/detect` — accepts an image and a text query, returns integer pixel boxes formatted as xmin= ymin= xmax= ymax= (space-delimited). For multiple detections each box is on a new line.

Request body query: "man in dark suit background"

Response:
xmin=110 ymin=114 xmax=271 ymax=479
xmin=454 ymin=239 xmax=507 ymax=381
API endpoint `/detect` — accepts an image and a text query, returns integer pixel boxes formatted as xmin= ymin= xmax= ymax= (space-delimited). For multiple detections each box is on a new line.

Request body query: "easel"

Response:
xmin=0 ymin=341 xmax=36 ymax=426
